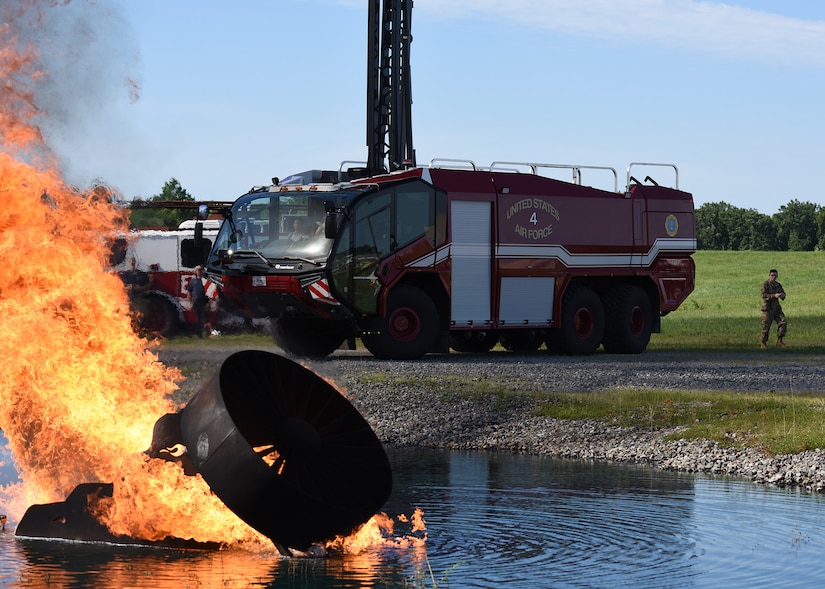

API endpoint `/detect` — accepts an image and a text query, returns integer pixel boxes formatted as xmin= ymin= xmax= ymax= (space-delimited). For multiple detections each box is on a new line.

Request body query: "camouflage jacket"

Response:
xmin=760 ymin=280 xmax=785 ymax=312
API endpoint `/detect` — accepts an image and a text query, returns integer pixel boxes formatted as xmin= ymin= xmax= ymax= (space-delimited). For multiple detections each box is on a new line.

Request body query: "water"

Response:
xmin=2 ymin=444 xmax=825 ymax=588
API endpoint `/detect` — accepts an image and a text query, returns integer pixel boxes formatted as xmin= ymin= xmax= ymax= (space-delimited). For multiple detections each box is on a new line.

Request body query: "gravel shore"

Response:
xmin=158 ymin=345 xmax=825 ymax=494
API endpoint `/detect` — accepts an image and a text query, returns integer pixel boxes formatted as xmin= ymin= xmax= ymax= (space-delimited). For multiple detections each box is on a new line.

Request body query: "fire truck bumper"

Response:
xmin=221 ymin=274 xmax=349 ymax=322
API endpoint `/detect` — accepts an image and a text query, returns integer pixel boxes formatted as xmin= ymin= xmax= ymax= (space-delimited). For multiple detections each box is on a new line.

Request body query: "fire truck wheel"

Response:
xmin=140 ymin=296 xmax=179 ymax=338
xmin=548 ymin=286 xmax=605 ymax=355
xmin=500 ymin=329 xmax=544 ymax=352
xmin=449 ymin=330 xmax=500 ymax=353
xmin=362 ymin=285 xmax=439 ymax=360
xmin=602 ymin=285 xmax=653 ymax=354
xmin=272 ymin=317 xmax=347 ymax=358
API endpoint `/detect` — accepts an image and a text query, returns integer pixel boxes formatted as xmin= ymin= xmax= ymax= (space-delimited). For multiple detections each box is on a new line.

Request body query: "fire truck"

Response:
xmin=111 ymin=219 xmax=221 ymax=337
xmin=202 ymin=161 xmax=695 ymax=359
xmin=201 ymin=0 xmax=696 ymax=359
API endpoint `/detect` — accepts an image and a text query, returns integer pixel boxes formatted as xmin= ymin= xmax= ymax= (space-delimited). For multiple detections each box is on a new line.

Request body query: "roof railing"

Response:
xmin=626 ymin=162 xmax=679 ymax=190
xmin=490 ymin=161 xmax=619 ymax=193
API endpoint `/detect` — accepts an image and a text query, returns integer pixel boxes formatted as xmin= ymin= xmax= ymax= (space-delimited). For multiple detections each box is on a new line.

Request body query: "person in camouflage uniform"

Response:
xmin=760 ymin=269 xmax=787 ymax=349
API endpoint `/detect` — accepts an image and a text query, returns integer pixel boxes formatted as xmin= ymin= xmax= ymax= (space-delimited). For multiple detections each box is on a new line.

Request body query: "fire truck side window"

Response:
xmin=181 ymin=238 xmax=213 ymax=268
xmin=394 ymin=185 xmax=431 ymax=247
xmin=393 ymin=181 xmax=446 ymax=247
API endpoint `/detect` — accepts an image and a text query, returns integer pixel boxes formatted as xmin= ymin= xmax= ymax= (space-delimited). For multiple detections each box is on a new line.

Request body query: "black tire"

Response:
xmin=450 ymin=330 xmax=500 ymax=353
xmin=602 ymin=285 xmax=653 ymax=354
xmin=547 ymin=286 xmax=605 ymax=355
xmin=500 ymin=329 xmax=544 ymax=352
xmin=140 ymin=296 xmax=179 ymax=338
xmin=361 ymin=285 xmax=439 ymax=360
xmin=273 ymin=317 xmax=347 ymax=358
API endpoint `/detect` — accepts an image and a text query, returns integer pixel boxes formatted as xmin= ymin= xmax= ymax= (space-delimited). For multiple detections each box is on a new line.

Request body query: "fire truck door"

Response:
xmin=450 ymin=200 xmax=492 ymax=326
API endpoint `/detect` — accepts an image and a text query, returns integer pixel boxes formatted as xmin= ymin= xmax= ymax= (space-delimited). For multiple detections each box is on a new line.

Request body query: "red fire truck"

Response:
xmin=111 ymin=220 xmax=221 ymax=336
xmin=202 ymin=160 xmax=695 ymax=359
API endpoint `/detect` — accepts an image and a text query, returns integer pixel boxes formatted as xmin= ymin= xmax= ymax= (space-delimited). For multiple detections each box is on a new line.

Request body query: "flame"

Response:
xmin=0 ymin=2 xmax=424 ymax=557
xmin=325 ymin=508 xmax=428 ymax=555
xmin=0 ymin=0 xmax=267 ymax=548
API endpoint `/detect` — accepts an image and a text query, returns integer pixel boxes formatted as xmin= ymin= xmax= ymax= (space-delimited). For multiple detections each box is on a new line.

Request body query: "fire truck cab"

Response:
xmin=204 ymin=160 xmax=695 ymax=359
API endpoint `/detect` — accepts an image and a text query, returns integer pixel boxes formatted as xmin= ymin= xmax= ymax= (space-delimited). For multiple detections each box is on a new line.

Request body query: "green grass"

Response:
xmin=535 ymin=389 xmax=825 ymax=455
xmin=653 ymin=250 xmax=825 ymax=352
xmin=156 ymin=331 xmax=274 ymax=348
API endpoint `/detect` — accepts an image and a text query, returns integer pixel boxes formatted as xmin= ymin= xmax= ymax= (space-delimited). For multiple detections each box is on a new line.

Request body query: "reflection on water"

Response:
xmin=3 ymin=445 xmax=825 ymax=588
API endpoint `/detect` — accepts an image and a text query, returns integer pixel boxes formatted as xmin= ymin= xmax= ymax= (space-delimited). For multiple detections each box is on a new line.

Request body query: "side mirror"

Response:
xmin=325 ymin=211 xmax=342 ymax=239
xmin=197 ymin=204 xmax=209 ymax=220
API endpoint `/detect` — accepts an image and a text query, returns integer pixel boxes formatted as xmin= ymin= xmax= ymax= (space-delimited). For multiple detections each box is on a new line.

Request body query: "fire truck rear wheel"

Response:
xmin=272 ymin=317 xmax=347 ymax=358
xmin=602 ymin=285 xmax=653 ymax=354
xmin=362 ymin=285 xmax=439 ymax=360
xmin=548 ymin=286 xmax=605 ymax=355
xmin=449 ymin=330 xmax=500 ymax=353
xmin=140 ymin=296 xmax=179 ymax=338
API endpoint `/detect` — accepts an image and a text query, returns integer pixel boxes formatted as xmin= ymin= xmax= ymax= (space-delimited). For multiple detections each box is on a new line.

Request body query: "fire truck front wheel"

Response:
xmin=272 ymin=317 xmax=347 ymax=359
xmin=548 ymin=286 xmax=605 ymax=355
xmin=362 ymin=285 xmax=439 ymax=360
xmin=602 ymin=285 xmax=653 ymax=354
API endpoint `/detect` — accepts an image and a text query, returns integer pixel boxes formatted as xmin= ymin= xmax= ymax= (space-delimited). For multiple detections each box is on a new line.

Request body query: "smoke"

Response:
xmin=0 ymin=0 xmax=140 ymax=178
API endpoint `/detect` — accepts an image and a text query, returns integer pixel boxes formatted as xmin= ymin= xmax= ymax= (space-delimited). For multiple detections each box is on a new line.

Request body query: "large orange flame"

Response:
xmin=0 ymin=0 xmax=264 ymax=545
xmin=0 ymin=1 xmax=426 ymax=555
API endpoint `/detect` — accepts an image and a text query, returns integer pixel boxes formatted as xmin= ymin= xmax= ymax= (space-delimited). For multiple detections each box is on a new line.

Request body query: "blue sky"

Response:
xmin=39 ymin=0 xmax=825 ymax=214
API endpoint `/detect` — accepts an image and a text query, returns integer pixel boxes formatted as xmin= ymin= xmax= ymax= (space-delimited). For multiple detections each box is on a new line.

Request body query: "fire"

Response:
xmin=0 ymin=0 xmax=265 ymax=547
xmin=0 ymin=1 xmax=422 ymax=557
xmin=325 ymin=508 xmax=428 ymax=555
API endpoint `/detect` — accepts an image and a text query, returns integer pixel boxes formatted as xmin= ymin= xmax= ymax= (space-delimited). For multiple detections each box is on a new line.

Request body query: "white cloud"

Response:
xmin=415 ymin=0 xmax=825 ymax=66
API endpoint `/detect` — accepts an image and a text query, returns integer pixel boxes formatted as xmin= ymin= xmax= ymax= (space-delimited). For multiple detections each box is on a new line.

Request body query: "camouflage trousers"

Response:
xmin=761 ymin=307 xmax=787 ymax=343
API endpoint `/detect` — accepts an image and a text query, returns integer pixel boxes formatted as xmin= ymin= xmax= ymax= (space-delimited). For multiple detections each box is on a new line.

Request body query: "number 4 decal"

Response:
xmin=530 ymin=212 xmax=538 ymax=225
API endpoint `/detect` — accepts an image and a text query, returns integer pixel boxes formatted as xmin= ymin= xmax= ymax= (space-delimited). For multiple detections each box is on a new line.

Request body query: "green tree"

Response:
xmin=773 ymin=199 xmax=819 ymax=251
xmin=129 ymin=178 xmax=195 ymax=229
xmin=695 ymin=202 xmax=774 ymax=250
xmin=735 ymin=208 xmax=776 ymax=251
xmin=817 ymin=207 xmax=825 ymax=251
xmin=695 ymin=202 xmax=730 ymax=250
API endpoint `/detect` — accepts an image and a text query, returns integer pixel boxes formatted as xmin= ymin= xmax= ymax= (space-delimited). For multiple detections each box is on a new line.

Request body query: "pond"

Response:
xmin=1 ymin=445 xmax=824 ymax=588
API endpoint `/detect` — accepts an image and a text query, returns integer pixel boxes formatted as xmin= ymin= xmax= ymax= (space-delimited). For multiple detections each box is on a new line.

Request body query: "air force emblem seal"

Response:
xmin=665 ymin=214 xmax=678 ymax=237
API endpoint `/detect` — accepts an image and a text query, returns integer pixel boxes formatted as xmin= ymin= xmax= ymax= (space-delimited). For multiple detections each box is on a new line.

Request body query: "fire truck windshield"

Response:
xmin=212 ymin=192 xmax=338 ymax=262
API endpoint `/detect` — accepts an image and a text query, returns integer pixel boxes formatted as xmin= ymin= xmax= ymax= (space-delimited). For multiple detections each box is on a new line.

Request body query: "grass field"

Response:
xmin=653 ymin=250 xmax=825 ymax=352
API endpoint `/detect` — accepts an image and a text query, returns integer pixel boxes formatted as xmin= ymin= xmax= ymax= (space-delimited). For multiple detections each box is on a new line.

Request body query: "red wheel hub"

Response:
xmin=388 ymin=307 xmax=421 ymax=342
xmin=572 ymin=307 xmax=594 ymax=340
xmin=629 ymin=305 xmax=645 ymax=336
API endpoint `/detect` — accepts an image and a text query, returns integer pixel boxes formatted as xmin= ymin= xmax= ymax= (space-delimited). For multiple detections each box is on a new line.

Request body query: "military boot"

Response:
xmin=776 ymin=338 xmax=787 ymax=349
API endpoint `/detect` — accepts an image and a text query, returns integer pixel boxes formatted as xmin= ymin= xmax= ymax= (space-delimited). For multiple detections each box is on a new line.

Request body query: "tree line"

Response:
xmin=696 ymin=200 xmax=825 ymax=251
xmin=128 ymin=178 xmax=195 ymax=230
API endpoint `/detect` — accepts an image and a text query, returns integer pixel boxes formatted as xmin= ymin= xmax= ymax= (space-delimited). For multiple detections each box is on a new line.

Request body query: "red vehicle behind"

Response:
xmin=203 ymin=160 xmax=695 ymax=359
xmin=111 ymin=220 xmax=221 ymax=337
